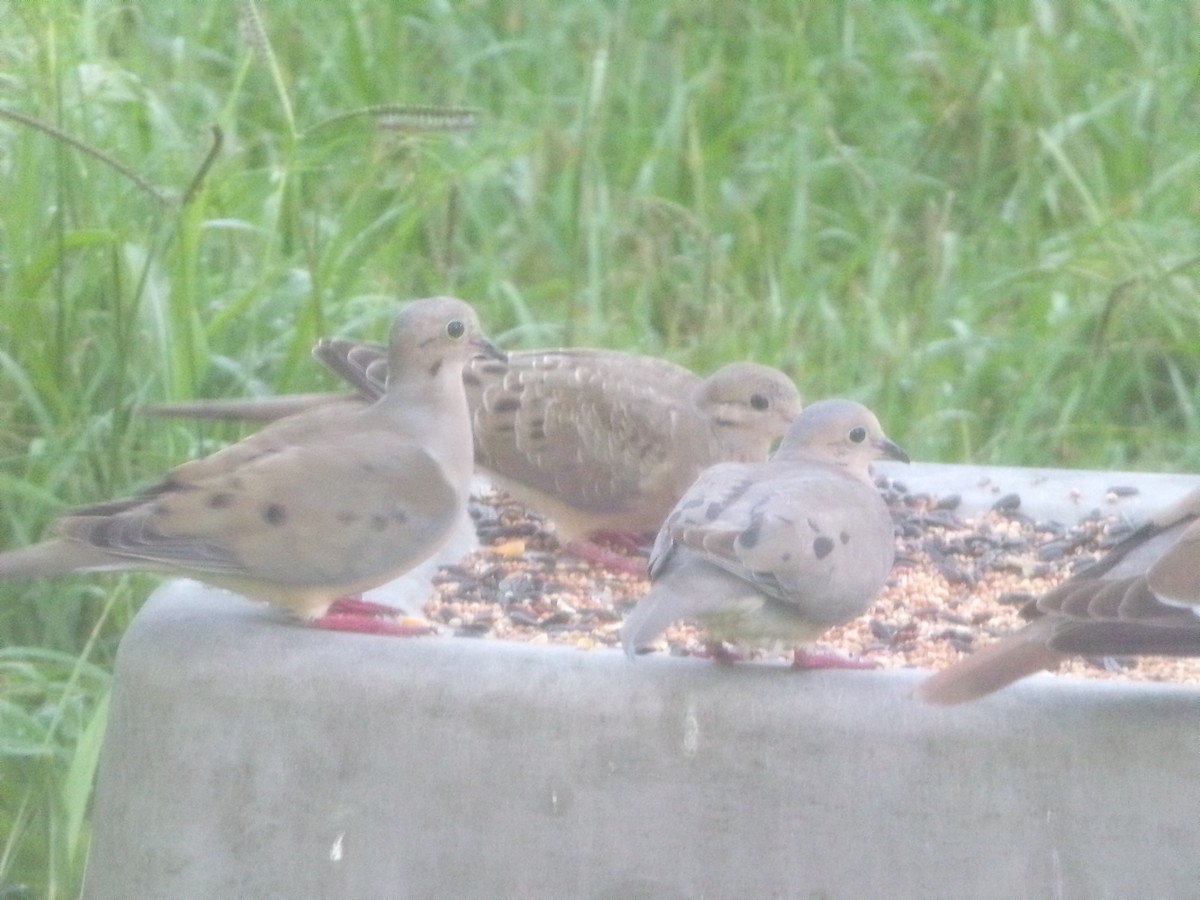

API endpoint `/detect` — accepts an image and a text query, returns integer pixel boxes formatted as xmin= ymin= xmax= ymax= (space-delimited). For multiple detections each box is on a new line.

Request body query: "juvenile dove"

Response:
xmin=0 ymin=297 xmax=504 ymax=634
xmin=916 ymin=487 xmax=1200 ymax=704
xmin=147 ymin=344 xmax=803 ymax=569
xmin=620 ymin=398 xmax=909 ymax=667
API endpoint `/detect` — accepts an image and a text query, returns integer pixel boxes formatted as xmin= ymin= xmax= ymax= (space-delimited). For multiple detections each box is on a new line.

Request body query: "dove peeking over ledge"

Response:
xmin=146 ymin=343 xmax=803 ymax=572
xmin=916 ymin=487 xmax=1200 ymax=705
xmin=620 ymin=398 xmax=909 ymax=668
xmin=0 ymin=297 xmax=504 ymax=635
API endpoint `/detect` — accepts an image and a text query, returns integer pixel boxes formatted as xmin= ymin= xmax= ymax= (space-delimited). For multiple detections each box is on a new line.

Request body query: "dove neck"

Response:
xmin=378 ymin=364 xmax=471 ymax=432
xmin=704 ymin=415 xmax=778 ymax=463
xmin=775 ymin=446 xmax=873 ymax=485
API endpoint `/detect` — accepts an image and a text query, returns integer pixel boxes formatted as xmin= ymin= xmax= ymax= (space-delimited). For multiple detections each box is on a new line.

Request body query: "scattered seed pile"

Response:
xmin=426 ymin=479 xmax=1200 ymax=687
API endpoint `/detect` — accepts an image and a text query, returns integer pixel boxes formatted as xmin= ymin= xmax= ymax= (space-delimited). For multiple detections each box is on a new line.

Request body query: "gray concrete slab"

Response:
xmin=86 ymin=580 xmax=1200 ymax=900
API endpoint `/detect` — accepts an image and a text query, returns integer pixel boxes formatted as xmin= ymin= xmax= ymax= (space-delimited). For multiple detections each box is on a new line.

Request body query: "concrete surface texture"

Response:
xmin=86 ymin=579 xmax=1200 ymax=900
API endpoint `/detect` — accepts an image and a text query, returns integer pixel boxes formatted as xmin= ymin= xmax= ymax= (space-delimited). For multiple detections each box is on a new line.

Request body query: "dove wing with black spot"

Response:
xmin=55 ymin=421 xmax=458 ymax=587
xmin=622 ymin=398 xmax=906 ymax=658
xmin=0 ymin=296 xmax=498 ymax=620
xmin=651 ymin=459 xmax=896 ymax=624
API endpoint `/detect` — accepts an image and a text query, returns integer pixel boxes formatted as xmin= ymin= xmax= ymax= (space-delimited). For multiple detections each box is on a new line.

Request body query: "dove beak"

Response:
xmin=473 ymin=338 xmax=508 ymax=363
xmin=876 ymin=438 xmax=910 ymax=464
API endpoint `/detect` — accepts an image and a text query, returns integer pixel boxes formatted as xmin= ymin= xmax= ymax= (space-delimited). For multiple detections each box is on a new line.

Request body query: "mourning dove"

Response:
xmin=620 ymin=398 xmax=909 ymax=668
xmin=147 ymin=344 xmax=803 ymax=570
xmin=0 ymin=297 xmax=504 ymax=634
xmin=916 ymin=487 xmax=1200 ymax=704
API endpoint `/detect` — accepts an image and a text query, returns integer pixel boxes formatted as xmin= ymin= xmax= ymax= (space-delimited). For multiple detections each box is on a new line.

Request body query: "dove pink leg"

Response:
xmin=310 ymin=597 xmax=435 ymax=637
xmin=564 ymin=531 xmax=651 ymax=575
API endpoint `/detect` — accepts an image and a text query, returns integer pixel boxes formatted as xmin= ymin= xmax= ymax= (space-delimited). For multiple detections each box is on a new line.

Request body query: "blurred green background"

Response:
xmin=1 ymin=1 xmax=1198 ymax=894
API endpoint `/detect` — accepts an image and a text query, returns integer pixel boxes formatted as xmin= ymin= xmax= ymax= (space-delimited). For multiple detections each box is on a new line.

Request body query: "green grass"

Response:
xmin=1 ymin=0 xmax=1198 ymax=894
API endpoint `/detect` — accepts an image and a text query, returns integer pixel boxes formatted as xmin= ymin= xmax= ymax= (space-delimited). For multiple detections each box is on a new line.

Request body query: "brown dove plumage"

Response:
xmin=916 ymin=487 xmax=1200 ymax=704
xmin=147 ymin=343 xmax=803 ymax=562
xmin=620 ymin=398 xmax=908 ymax=667
xmin=0 ymin=297 xmax=503 ymax=632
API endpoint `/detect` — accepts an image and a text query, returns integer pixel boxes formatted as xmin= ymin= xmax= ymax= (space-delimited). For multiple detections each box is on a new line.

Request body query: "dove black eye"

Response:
xmin=446 ymin=320 xmax=466 ymax=339
xmin=749 ymin=393 xmax=769 ymax=411
xmin=849 ymin=426 xmax=867 ymax=444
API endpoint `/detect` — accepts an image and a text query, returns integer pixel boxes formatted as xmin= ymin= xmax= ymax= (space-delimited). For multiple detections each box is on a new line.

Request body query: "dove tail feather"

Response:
xmin=141 ymin=393 xmax=347 ymax=423
xmin=0 ymin=540 xmax=125 ymax=580
xmin=914 ymin=623 xmax=1066 ymax=705
xmin=620 ymin=586 xmax=683 ymax=658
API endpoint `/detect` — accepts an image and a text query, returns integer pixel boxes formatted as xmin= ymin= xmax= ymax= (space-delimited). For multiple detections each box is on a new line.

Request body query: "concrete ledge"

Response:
xmin=87 ymin=580 xmax=1200 ymax=899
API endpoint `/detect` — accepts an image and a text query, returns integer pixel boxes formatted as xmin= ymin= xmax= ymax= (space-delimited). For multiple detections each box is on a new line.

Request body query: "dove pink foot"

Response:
xmin=311 ymin=597 xmax=435 ymax=637
xmin=564 ymin=532 xmax=651 ymax=575
xmin=791 ymin=647 xmax=878 ymax=670
xmin=592 ymin=530 xmax=651 ymax=554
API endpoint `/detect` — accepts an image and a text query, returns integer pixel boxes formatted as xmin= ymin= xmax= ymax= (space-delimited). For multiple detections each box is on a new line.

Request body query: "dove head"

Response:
xmin=694 ymin=362 xmax=802 ymax=457
xmin=774 ymin=398 xmax=909 ymax=482
xmin=383 ymin=297 xmax=505 ymax=391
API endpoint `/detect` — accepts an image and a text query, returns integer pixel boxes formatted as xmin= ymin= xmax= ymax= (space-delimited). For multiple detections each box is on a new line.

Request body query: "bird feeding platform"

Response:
xmin=83 ymin=463 xmax=1200 ymax=899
